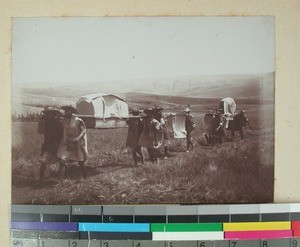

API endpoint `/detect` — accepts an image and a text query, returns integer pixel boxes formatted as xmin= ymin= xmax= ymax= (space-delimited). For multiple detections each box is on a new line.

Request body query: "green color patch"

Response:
xmin=151 ymin=223 xmax=223 ymax=232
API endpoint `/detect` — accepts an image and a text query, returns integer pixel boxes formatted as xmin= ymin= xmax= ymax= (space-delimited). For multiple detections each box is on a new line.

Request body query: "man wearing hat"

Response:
xmin=153 ymin=106 xmax=170 ymax=158
xmin=138 ymin=109 xmax=161 ymax=164
xmin=126 ymin=108 xmax=144 ymax=166
xmin=232 ymin=110 xmax=250 ymax=140
xmin=203 ymin=109 xmax=215 ymax=145
xmin=184 ymin=107 xmax=195 ymax=152
xmin=57 ymin=106 xmax=88 ymax=180
xmin=38 ymin=107 xmax=63 ymax=182
xmin=212 ymin=108 xmax=225 ymax=145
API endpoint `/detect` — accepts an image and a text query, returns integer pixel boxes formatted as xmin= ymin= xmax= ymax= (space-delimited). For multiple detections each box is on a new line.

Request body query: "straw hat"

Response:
xmin=184 ymin=107 xmax=190 ymax=113
xmin=61 ymin=105 xmax=78 ymax=114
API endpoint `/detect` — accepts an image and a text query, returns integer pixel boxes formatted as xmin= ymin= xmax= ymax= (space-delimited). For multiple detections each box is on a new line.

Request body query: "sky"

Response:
xmin=12 ymin=17 xmax=275 ymax=88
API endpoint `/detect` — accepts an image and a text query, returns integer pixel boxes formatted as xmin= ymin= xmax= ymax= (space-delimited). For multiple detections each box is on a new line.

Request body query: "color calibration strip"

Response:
xmin=10 ymin=203 xmax=300 ymax=246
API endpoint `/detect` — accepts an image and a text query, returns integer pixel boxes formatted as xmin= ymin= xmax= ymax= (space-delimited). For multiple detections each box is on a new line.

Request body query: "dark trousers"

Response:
xmin=231 ymin=127 xmax=245 ymax=140
xmin=39 ymin=162 xmax=47 ymax=181
xmin=58 ymin=160 xmax=87 ymax=180
xmin=186 ymin=131 xmax=194 ymax=150
xmin=164 ymin=145 xmax=168 ymax=157
xmin=240 ymin=127 xmax=245 ymax=139
xmin=147 ymin=148 xmax=159 ymax=164
xmin=132 ymin=146 xmax=144 ymax=165
xmin=205 ymin=134 xmax=213 ymax=145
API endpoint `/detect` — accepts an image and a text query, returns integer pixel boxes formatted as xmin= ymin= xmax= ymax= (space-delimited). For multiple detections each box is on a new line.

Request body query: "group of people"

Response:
xmin=38 ymin=106 xmax=88 ymax=182
xmin=125 ymin=106 xmax=196 ymax=166
xmin=38 ymin=104 xmax=249 ymax=182
xmin=203 ymin=108 xmax=225 ymax=145
xmin=203 ymin=108 xmax=250 ymax=146
xmin=228 ymin=109 xmax=251 ymax=140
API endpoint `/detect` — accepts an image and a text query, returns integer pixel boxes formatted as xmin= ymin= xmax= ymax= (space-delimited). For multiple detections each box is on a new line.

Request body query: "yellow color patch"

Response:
xmin=223 ymin=222 xmax=291 ymax=231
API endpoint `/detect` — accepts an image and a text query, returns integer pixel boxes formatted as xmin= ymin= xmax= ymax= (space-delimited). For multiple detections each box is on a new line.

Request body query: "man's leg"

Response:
xmin=132 ymin=149 xmax=138 ymax=166
xmin=218 ymin=135 xmax=223 ymax=144
xmin=189 ymin=132 xmax=194 ymax=150
xmin=186 ymin=132 xmax=190 ymax=151
xmin=240 ymin=128 xmax=244 ymax=140
xmin=148 ymin=148 xmax=154 ymax=163
xmin=136 ymin=146 xmax=145 ymax=164
xmin=39 ymin=162 xmax=46 ymax=182
xmin=78 ymin=161 xmax=87 ymax=179
xmin=58 ymin=159 xmax=67 ymax=181
xmin=39 ymin=152 xmax=52 ymax=182
xmin=205 ymin=134 xmax=210 ymax=145
xmin=153 ymin=149 xmax=158 ymax=164
xmin=209 ymin=134 xmax=213 ymax=145
xmin=164 ymin=145 xmax=168 ymax=157
xmin=231 ymin=130 xmax=235 ymax=140
xmin=187 ymin=132 xmax=193 ymax=151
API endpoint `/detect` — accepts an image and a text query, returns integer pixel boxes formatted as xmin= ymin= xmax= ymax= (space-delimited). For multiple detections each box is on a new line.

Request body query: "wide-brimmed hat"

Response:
xmin=42 ymin=106 xmax=62 ymax=115
xmin=184 ymin=107 xmax=190 ymax=113
xmin=154 ymin=105 xmax=163 ymax=110
xmin=144 ymin=108 xmax=154 ymax=116
xmin=130 ymin=108 xmax=140 ymax=116
xmin=43 ymin=105 xmax=58 ymax=111
xmin=42 ymin=109 xmax=63 ymax=117
xmin=61 ymin=105 xmax=78 ymax=114
xmin=139 ymin=112 xmax=147 ymax=118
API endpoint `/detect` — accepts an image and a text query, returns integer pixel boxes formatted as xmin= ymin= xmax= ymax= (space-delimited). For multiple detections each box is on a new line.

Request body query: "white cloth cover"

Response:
xmin=166 ymin=114 xmax=186 ymax=139
xmin=221 ymin=97 xmax=236 ymax=116
xmin=76 ymin=93 xmax=129 ymax=119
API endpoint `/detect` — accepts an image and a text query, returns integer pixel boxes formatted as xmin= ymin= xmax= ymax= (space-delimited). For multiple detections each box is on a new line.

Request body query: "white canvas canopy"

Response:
xmin=76 ymin=93 xmax=129 ymax=119
xmin=76 ymin=93 xmax=129 ymax=128
xmin=166 ymin=113 xmax=186 ymax=139
xmin=220 ymin=97 xmax=237 ymax=129
xmin=220 ymin=97 xmax=236 ymax=116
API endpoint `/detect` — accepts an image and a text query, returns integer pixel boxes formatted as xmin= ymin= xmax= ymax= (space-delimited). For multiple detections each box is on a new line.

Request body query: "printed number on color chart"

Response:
xmin=293 ymin=240 xmax=298 ymax=247
xmin=71 ymin=241 xmax=78 ymax=247
xmin=167 ymin=241 xmax=173 ymax=247
xmin=231 ymin=241 xmax=237 ymax=247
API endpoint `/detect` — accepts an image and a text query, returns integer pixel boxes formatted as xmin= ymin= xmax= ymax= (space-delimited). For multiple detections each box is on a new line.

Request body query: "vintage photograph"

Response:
xmin=12 ymin=17 xmax=275 ymax=204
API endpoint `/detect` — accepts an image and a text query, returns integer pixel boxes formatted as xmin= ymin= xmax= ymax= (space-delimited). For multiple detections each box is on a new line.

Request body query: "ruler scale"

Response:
xmin=10 ymin=239 xmax=300 ymax=247
xmin=10 ymin=203 xmax=300 ymax=247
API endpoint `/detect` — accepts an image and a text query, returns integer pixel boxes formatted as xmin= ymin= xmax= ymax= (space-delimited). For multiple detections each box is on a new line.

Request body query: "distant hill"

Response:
xmin=51 ymin=72 xmax=274 ymax=99
xmin=12 ymin=72 xmax=274 ymax=115
xmin=121 ymin=92 xmax=261 ymax=108
xmin=179 ymin=73 xmax=274 ymax=101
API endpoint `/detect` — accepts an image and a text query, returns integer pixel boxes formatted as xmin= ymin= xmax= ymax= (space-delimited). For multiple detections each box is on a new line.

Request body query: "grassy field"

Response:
xmin=12 ymin=103 xmax=274 ymax=204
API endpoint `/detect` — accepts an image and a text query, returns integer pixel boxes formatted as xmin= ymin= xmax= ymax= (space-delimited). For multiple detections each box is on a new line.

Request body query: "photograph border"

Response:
xmin=1 ymin=1 xmax=300 ymax=246
xmin=11 ymin=16 xmax=275 ymax=205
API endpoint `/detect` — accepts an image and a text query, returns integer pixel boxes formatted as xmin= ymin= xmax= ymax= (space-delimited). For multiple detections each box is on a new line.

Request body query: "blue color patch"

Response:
xmin=79 ymin=223 xmax=150 ymax=232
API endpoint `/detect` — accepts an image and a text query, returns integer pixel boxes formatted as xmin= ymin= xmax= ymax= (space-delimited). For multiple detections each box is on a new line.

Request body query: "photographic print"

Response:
xmin=12 ymin=17 xmax=275 ymax=204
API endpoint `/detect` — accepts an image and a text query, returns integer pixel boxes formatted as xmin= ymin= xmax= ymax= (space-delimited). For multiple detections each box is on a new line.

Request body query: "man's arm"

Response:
xmin=73 ymin=120 xmax=86 ymax=142
xmin=247 ymin=119 xmax=252 ymax=130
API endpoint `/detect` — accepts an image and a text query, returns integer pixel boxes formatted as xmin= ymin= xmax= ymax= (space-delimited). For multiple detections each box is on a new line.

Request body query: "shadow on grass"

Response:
xmin=12 ymin=164 xmax=102 ymax=189
xmin=96 ymin=162 xmax=136 ymax=174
